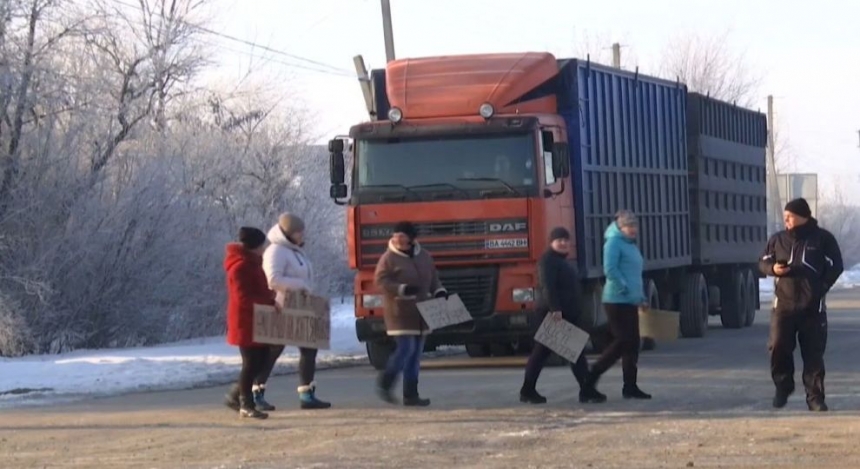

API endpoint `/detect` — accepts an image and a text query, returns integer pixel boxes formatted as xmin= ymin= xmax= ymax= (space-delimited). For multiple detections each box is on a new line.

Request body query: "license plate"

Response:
xmin=485 ymin=238 xmax=528 ymax=249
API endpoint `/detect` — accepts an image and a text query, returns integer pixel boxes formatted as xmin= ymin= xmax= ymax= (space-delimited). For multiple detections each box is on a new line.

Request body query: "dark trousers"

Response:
xmin=591 ymin=303 xmax=640 ymax=386
xmin=256 ymin=345 xmax=318 ymax=386
xmin=769 ymin=310 xmax=828 ymax=402
xmin=384 ymin=336 xmax=425 ymax=385
xmin=239 ymin=346 xmax=269 ymax=401
xmin=522 ymin=342 xmax=590 ymax=391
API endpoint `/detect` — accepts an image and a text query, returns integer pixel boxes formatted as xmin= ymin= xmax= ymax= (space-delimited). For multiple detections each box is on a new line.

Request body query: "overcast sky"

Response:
xmin=205 ymin=0 xmax=860 ymax=200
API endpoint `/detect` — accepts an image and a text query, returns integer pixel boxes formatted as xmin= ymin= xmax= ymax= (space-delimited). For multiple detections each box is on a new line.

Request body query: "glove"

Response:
xmin=434 ymin=290 xmax=449 ymax=300
xmin=403 ymin=285 xmax=419 ymax=296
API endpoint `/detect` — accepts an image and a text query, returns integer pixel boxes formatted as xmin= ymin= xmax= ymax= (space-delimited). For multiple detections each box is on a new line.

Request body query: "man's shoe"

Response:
xmin=519 ymin=387 xmax=548 ymax=404
xmin=622 ymin=385 xmax=652 ymax=400
xmin=579 ymin=387 xmax=607 ymax=404
xmin=808 ymin=399 xmax=829 ymax=412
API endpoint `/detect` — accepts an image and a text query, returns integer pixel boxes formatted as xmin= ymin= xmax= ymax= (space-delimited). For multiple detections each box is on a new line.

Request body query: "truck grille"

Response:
xmin=437 ymin=267 xmax=498 ymax=318
xmin=359 ymin=219 xmax=529 ymax=267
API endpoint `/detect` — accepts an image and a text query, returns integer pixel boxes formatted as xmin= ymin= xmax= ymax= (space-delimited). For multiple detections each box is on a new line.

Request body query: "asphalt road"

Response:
xmin=3 ymin=289 xmax=860 ymax=468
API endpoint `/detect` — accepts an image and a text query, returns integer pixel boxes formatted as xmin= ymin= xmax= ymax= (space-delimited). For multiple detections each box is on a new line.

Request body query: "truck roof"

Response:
xmin=385 ymin=52 xmax=559 ymax=119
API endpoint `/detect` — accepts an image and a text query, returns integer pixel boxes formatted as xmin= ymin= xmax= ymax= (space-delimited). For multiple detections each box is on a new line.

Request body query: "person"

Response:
xmin=260 ymin=212 xmax=331 ymax=410
xmin=374 ymin=221 xmax=447 ymax=406
xmin=584 ymin=210 xmax=652 ymax=400
xmin=759 ymin=198 xmax=843 ymax=411
xmin=519 ymin=227 xmax=607 ymax=405
xmin=223 ymin=227 xmax=275 ymax=419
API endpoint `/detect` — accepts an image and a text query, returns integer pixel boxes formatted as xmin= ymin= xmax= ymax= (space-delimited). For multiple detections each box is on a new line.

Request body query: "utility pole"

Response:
xmin=766 ymin=95 xmax=783 ymax=236
xmin=380 ymin=0 xmax=396 ymax=63
xmin=612 ymin=43 xmax=621 ymax=68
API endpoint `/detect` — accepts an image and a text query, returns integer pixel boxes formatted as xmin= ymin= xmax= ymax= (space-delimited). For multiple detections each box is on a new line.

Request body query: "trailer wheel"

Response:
xmin=465 ymin=343 xmax=490 ymax=358
xmin=580 ymin=283 xmax=606 ymax=330
xmin=679 ymin=272 xmax=709 ymax=338
xmin=366 ymin=340 xmax=393 ymax=371
xmin=641 ymin=280 xmax=659 ymax=351
xmin=719 ymin=270 xmax=746 ymax=329
xmin=743 ymin=270 xmax=757 ymax=327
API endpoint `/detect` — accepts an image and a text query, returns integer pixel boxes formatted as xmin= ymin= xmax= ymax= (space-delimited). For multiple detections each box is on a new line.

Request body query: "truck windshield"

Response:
xmin=355 ymin=133 xmax=537 ymax=201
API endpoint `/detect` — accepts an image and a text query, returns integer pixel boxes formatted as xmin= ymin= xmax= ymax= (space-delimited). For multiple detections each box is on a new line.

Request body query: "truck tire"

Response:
xmin=719 ymin=271 xmax=746 ymax=329
xmin=489 ymin=342 xmax=515 ymax=357
xmin=580 ymin=283 xmax=605 ymax=330
xmin=641 ymin=280 xmax=659 ymax=351
xmin=465 ymin=343 xmax=490 ymax=358
xmin=366 ymin=340 xmax=393 ymax=371
xmin=743 ymin=270 xmax=757 ymax=327
xmin=679 ymin=272 xmax=709 ymax=338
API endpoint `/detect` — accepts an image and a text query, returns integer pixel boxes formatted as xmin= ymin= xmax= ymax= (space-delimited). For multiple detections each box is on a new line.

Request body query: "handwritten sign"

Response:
xmin=253 ymin=292 xmax=331 ymax=349
xmin=416 ymin=294 xmax=472 ymax=330
xmin=533 ymin=315 xmax=590 ymax=364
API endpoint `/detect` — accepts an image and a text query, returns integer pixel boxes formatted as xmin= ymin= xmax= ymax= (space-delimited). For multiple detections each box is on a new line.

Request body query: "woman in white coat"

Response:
xmin=257 ymin=212 xmax=331 ymax=410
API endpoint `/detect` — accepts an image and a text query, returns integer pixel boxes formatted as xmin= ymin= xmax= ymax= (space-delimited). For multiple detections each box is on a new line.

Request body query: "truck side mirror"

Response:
xmin=552 ymin=142 xmax=570 ymax=178
xmin=330 ymin=184 xmax=347 ymax=199
xmin=328 ymin=138 xmax=345 ymax=185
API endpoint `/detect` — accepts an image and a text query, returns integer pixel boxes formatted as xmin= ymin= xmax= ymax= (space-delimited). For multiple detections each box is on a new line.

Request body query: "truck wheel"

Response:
xmin=641 ymin=280 xmax=659 ymax=351
xmin=743 ymin=270 xmax=757 ymax=327
xmin=719 ymin=271 xmax=746 ymax=329
xmin=465 ymin=343 xmax=490 ymax=358
xmin=366 ymin=340 xmax=393 ymax=371
xmin=489 ymin=342 xmax=515 ymax=357
xmin=679 ymin=272 xmax=709 ymax=338
xmin=580 ymin=283 xmax=606 ymax=330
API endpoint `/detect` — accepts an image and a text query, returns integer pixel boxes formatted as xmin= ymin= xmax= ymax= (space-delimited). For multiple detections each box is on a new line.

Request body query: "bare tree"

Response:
xmin=659 ymin=31 xmax=761 ymax=108
xmin=818 ymin=177 xmax=860 ymax=267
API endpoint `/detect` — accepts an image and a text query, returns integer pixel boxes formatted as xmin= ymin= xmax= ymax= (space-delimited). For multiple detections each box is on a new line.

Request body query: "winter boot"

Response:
xmin=519 ymin=386 xmax=548 ymax=404
xmin=403 ymin=380 xmax=430 ymax=407
xmin=238 ymin=396 xmax=268 ymax=420
xmin=252 ymin=384 xmax=276 ymax=411
xmin=298 ymin=382 xmax=332 ymax=410
xmin=376 ymin=372 xmax=398 ymax=405
xmin=773 ymin=384 xmax=794 ymax=409
xmin=807 ymin=399 xmax=829 ymax=412
xmin=223 ymin=383 xmax=241 ymax=411
xmin=579 ymin=386 xmax=607 ymax=404
xmin=622 ymin=385 xmax=652 ymax=400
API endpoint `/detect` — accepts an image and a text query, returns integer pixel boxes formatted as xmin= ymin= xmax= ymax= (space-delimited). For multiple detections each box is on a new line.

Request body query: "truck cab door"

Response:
xmin=540 ymin=128 xmax=574 ymax=241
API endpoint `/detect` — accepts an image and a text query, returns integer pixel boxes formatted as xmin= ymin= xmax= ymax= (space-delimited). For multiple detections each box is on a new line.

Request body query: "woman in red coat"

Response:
xmin=223 ymin=227 xmax=276 ymax=419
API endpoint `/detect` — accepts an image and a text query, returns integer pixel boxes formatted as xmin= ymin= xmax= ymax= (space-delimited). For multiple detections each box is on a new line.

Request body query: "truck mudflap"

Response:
xmin=355 ymin=311 xmax=537 ymax=346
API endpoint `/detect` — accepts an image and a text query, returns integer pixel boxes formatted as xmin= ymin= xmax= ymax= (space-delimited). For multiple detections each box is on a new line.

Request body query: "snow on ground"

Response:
xmin=0 ymin=298 xmax=365 ymax=408
xmin=759 ymin=263 xmax=860 ymax=301
xmin=1 ymin=265 xmax=858 ymax=408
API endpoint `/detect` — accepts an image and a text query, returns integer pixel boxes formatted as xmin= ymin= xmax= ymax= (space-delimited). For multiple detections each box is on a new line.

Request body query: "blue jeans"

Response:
xmin=384 ymin=336 xmax=425 ymax=383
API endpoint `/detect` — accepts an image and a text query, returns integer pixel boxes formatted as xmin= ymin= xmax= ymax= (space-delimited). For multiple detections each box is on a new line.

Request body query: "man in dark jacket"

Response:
xmin=759 ymin=198 xmax=843 ymax=411
xmin=519 ymin=227 xmax=606 ymax=404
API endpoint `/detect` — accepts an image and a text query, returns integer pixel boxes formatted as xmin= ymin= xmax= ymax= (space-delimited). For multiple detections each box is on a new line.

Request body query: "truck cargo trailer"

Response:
xmin=327 ymin=52 xmax=767 ymax=369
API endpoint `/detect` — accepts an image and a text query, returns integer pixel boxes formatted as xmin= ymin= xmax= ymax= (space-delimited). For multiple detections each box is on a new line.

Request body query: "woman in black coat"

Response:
xmin=519 ymin=227 xmax=606 ymax=404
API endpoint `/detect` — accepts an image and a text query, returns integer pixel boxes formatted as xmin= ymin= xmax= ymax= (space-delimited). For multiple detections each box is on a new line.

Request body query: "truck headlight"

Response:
xmin=512 ymin=288 xmax=535 ymax=303
xmin=362 ymin=294 xmax=383 ymax=309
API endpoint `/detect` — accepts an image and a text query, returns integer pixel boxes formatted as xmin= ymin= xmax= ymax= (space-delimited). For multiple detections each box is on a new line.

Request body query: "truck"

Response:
xmin=327 ymin=52 xmax=768 ymax=369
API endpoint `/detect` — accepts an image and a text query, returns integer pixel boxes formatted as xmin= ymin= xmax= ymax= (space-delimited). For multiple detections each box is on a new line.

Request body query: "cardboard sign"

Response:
xmin=638 ymin=308 xmax=680 ymax=342
xmin=253 ymin=292 xmax=331 ymax=349
xmin=416 ymin=294 xmax=473 ymax=330
xmin=534 ymin=315 xmax=590 ymax=363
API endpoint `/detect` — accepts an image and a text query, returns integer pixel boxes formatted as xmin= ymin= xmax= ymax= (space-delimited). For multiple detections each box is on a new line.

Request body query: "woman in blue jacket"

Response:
xmin=585 ymin=210 xmax=651 ymax=400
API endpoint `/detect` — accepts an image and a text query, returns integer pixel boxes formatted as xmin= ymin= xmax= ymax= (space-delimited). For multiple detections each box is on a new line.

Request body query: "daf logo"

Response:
xmin=489 ymin=222 xmax=527 ymax=233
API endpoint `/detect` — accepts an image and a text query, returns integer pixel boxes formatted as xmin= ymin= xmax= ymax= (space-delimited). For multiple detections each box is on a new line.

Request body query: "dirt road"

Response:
xmin=3 ymin=290 xmax=860 ymax=468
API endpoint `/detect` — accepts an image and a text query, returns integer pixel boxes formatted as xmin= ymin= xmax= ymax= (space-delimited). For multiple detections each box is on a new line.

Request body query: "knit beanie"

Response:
xmin=393 ymin=221 xmax=418 ymax=240
xmin=615 ymin=209 xmax=638 ymax=228
xmin=549 ymin=227 xmax=570 ymax=242
xmin=278 ymin=213 xmax=305 ymax=237
xmin=784 ymin=198 xmax=812 ymax=218
xmin=238 ymin=227 xmax=266 ymax=250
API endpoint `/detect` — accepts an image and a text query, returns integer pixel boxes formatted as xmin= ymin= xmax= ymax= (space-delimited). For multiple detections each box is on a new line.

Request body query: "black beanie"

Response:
xmin=549 ymin=226 xmax=570 ymax=242
xmin=238 ymin=226 xmax=266 ymax=250
xmin=784 ymin=198 xmax=812 ymax=218
xmin=393 ymin=221 xmax=418 ymax=240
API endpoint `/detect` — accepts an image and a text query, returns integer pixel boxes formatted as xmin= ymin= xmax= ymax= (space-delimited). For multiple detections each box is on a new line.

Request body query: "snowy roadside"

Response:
xmin=0 ymin=299 xmax=366 ymax=408
xmin=759 ymin=263 xmax=860 ymax=302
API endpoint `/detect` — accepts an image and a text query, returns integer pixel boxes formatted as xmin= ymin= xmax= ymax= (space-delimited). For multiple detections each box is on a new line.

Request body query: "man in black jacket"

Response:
xmin=519 ymin=227 xmax=606 ymax=404
xmin=759 ymin=198 xmax=843 ymax=411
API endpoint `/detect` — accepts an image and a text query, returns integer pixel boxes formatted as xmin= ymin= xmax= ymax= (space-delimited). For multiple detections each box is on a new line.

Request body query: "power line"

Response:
xmin=108 ymin=0 xmax=354 ymax=76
